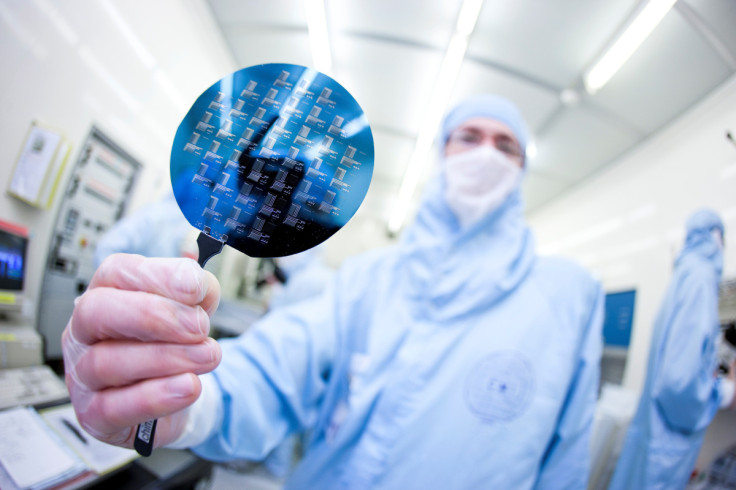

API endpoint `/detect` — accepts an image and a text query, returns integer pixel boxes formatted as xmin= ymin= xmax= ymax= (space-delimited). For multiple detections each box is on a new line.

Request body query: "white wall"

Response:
xmin=0 ymin=0 xmax=237 ymax=321
xmin=528 ymin=75 xmax=736 ymax=471
xmin=528 ymin=74 xmax=736 ymax=394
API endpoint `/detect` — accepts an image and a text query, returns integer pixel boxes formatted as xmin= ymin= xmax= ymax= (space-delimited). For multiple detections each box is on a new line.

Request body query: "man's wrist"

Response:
xmin=167 ymin=374 xmax=222 ymax=448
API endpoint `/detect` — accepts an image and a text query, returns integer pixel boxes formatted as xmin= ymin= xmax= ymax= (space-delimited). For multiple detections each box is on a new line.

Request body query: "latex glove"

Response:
xmin=61 ymin=254 xmax=222 ymax=449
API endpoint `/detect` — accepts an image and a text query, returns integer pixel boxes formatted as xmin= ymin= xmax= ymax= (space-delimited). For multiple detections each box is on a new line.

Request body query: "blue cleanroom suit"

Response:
xmin=181 ymin=173 xmax=604 ymax=488
xmin=609 ymin=209 xmax=731 ymax=490
xmin=269 ymin=246 xmax=334 ymax=311
xmin=93 ymin=192 xmax=192 ymax=266
xmin=263 ymin=246 xmax=334 ymax=478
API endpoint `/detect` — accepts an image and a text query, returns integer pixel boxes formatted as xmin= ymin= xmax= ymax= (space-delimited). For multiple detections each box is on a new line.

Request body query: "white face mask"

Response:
xmin=443 ymin=145 xmax=522 ymax=228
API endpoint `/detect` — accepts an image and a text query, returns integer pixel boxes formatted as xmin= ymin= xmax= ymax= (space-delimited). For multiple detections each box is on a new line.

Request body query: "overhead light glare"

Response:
xmin=388 ymin=35 xmax=469 ymax=234
xmin=456 ymin=0 xmax=484 ymax=36
xmin=584 ymin=0 xmax=676 ymax=94
xmin=305 ymin=0 xmax=332 ymax=75
xmin=388 ymin=0 xmax=483 ymax=234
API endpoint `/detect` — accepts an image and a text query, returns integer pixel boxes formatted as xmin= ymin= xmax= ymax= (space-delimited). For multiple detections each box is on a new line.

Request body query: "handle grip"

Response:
xmin=134 ymin=419 xmax=157 ymax=457
xmin=133 ymin=232 xmax=224 ymax=457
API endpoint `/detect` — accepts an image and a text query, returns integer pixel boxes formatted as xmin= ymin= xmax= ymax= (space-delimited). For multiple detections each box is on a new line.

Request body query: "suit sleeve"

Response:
xmin=188 ymin=277 xmax=342 ymax=462
xmin=535 ymin=284 xmax=604 ymax=489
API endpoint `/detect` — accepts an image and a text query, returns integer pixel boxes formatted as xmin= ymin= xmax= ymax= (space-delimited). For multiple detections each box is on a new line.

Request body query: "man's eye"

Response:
xmin=458 ymin=133 xmax=480 ymax=144
xmin=497 ymin=141 xmax=522 ymax=157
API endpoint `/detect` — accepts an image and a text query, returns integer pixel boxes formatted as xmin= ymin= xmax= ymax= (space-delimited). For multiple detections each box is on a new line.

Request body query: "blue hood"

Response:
xmin=397 ymin=174 xmax=535 ymax=321
xmin=676 ymin=208 xmax=725 ymax=280
xmin=440 ymin=94 xmax=530 ymax=165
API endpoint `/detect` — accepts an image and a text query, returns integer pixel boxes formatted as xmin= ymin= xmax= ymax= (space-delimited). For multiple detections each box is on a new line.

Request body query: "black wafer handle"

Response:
xmin=134 ymin=232 xmax=224 ymax=457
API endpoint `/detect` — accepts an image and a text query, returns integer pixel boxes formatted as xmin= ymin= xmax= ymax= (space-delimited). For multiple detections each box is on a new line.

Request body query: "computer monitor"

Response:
xmin=0 ymin=220 xmax=28 ymax=316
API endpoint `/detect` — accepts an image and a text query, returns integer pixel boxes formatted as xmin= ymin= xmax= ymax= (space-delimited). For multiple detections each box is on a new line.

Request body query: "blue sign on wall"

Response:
xmin=603 ymin=290 xmax=636 ymax=347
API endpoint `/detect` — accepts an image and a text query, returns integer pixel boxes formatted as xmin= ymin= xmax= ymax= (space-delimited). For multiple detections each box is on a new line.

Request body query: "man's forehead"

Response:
xmin=454 ymin=117 xmax=518 ymax=140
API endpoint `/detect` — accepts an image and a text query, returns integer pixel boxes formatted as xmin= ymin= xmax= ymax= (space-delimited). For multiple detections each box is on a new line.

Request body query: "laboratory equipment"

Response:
xmin=38 ymin=127 xmax=142 ymax=359
xmin=135 ymin=63 xmax=374 ymax=457
xmin=0 ymin=221 xmax=43 ymax=369
xmin=0 ymin=364 xmax=69 ymax=410
xmin=0 ymin=220 xmax=28 ymax=317
xmin=0 ymin=323 xmax=42 ymax=368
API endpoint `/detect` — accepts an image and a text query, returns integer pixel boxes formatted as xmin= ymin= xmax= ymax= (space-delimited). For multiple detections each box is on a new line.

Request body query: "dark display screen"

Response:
xmin=0 ymin=228 xmax=27 ymax=291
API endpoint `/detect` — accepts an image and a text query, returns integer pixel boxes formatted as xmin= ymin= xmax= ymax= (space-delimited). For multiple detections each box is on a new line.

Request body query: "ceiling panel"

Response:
xmin=331 ymin=34 xmax=443 ymax=132
xmin=220 ymin=30 xmax=312 ymax=69
xmin=532 ymin=103 xmax=642 ymax=181
xmin=207 ymin=0 xmax=308 ymax=26
xmin=329 ymin=0 xmax=457 ymax=49
xmin=682 ymin=0 xmax=736 ymax=56
xmin=452 ymin=60 xmax=561 ymax=134
xmin=591 ymin=8 xmax=733 ymax=134
xmin=468 ymin=0 xmax=639 ymax=88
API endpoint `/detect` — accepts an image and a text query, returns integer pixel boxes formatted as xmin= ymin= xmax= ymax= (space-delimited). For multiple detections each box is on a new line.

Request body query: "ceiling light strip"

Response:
xmin=388 ymin=0 xmax=483 ymax=234
xmin=584 ymin=0 xmax=677 ymax=94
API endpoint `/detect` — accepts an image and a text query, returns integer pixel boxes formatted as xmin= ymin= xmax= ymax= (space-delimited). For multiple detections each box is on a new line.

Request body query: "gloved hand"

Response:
xmin=61 ymin=254 xmax=222 ymax=449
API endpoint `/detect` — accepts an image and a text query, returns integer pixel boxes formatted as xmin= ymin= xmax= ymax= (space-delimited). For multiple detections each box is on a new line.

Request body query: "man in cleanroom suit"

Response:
xmin=609 ymin=209 xmax=736 ymax=490
xmin=61 ymin=95 xmax=605 ymax=489
xmin=93 ymin=191 xmax=194 ymax=267
xmin=268 ymin=245 xmax=333 ymax=312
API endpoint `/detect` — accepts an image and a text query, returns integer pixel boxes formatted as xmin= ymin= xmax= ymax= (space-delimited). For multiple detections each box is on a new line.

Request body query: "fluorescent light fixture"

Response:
xmin=584 ymin=0 xmax=676 ymax=94
xmin=388 ymin=0 xmax=483 ymax=234
xmin=305 ymin=0 xmax=332 ymax=74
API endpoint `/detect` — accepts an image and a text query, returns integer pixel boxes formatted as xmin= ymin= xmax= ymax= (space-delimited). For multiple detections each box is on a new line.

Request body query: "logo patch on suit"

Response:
xmin=464 ymin=350 xmax=535 ymax=423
